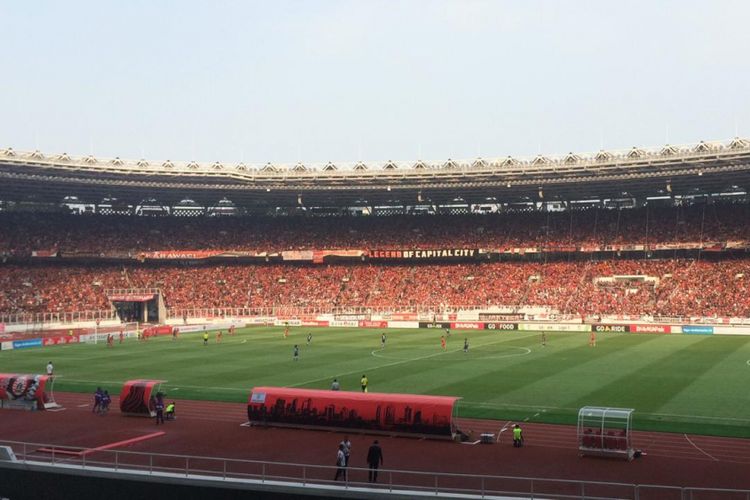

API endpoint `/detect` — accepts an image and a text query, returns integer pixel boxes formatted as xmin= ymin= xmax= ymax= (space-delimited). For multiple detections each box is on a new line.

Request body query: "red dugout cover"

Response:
xmin=247 ymin=386 xmax=460 ymax=438
xmin=119 ymin=379 xmax=163 ymax=416
xmin=0 ymin=373 xmax=50 ymax=410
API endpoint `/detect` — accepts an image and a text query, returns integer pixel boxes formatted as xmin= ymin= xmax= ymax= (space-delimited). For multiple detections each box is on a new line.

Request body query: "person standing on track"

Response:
xmin=155 ymin=397 xmax=165 ymax=425
xmin=334 ymin=443 xmax=347 ymax=481
xmin=366 ymin=440 xmax=384 ymax=483
xmin=340 ymin=436 xmax=352 ymax=470
xmin=99 ymin=390 xmax=111 ymax=415
xmin=360 ymin=374 xmax=368 ymax=393
xmin=92 ymin=387 xmax=103 ymax=413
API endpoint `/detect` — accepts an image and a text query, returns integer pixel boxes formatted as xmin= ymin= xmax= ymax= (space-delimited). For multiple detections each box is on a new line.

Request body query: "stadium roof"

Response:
xmin=1 ymin=138 xmax=749 ymax=208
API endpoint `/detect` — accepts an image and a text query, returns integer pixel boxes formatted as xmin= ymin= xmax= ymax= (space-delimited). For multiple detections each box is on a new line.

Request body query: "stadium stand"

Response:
xmin=1 ymin=203 xmax=750 ymax=257
xmin=1 ymin=258 xmax=748 ymax=318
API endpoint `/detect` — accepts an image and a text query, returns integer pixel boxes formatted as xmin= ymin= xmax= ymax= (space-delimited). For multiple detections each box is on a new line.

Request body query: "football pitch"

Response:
xmin=2 ymin=327 xmax=750 ymax=438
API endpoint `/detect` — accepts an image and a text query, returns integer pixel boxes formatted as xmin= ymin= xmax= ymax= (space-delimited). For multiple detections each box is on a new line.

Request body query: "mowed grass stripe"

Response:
xmin=650 ymin=335 xmax=750 ymax=421
xmin=494 ymin=334 xmax=669 ymax=409
xmin=568 ymin=335 xmax=746 ymax=411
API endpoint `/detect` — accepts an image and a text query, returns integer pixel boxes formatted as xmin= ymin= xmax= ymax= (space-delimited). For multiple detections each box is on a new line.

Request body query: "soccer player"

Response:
xmin=463 ymin=338 xmax=469 ymax=353
xmin=203 ymin=331 xmax=209 ymax=346
xmin=380 ymin=333 xmax=386 ymax=349
xmin=106 ymin=334 xmax=113 ymax=348
xmin=293 ymin=344 xmax=300 ymax=361
xmin=217 ymin=331 xmax=223 ymax=343
xmin=284 ymin=323 xmax=289 ymax=339
xmin=445 ymin=327 xmax=451 ymax=338
xmin=92 ymin=387 xmax=103 ymax=413
xmin=229 ymin=324 xmax=235 ymax=336
xmin=589 ymin=331 xmax=596 ymax=347
xmin=542 ymin=333 xmax=547 ymax=347
xmin=119 ymin=330 xmax=124 ymax=344
xmin=99 ymin=390 xmax=111 ymax=415
xmin=331 ymin=378 xmax=341 ymax=391
xmin=46 ymin=361 xmax=54 ymax=376
xmin=172 ymin=327 xmax=178 ymax=341
xmin=306 ymin=332 xmax=312 ymax=345
xmin=360 ymin=374 xmax=368 ymax=393
xmin=440 ymin=335 xmax=447 ymax=351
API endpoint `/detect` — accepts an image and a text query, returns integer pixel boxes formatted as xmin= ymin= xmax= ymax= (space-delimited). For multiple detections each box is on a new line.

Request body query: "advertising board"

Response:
xmin=593 ymin=324 xmax=629 ymax=333
xmin=484 ymin=322 xmax=518 ymax=331
xmin=629 ymin=324 xmax=671 ymax=334
xmin=681 ymin=325 xmax=714 ymax=335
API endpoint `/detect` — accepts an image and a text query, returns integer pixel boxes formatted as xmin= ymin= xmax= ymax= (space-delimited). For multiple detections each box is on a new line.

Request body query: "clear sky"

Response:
xmin=1 ymin=0 xmax=748 ymax=165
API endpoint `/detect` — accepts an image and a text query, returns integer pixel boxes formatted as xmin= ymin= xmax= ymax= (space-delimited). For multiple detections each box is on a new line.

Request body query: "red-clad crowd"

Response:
xmin=1 ymin=259 xmax=749 ymax=318
xmin=1 ymin=203 xmax=749 ymax=257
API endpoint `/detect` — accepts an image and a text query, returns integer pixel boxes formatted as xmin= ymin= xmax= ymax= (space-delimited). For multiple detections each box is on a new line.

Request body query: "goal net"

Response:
xmin=81 ymin=322 xmax=140 ymax=344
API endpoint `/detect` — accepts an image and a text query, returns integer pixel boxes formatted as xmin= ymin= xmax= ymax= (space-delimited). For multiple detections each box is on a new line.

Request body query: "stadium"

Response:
xmin=2 ymin=137 xmax=750 ymax=499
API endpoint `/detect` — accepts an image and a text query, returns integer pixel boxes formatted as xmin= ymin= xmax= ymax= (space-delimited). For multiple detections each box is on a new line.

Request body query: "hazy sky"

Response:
xmin=1 ymin=0 xmax=748 ymax=165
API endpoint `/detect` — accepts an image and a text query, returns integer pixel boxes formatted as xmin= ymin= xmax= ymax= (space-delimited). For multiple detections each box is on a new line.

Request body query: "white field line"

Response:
xmin=684 ymin=434 xmax=719 ymax=461
xmin=287 ymin=333 xmax=541 ymax=389
xmin=61 ymin=379 xmax=247 ymax=392
xmin=460 ymin=401 xmax=750 ymax=424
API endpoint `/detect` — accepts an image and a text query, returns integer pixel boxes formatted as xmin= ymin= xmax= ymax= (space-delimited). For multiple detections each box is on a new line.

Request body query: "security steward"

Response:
xmin=513 ymin=424 xmax=524 ymax=447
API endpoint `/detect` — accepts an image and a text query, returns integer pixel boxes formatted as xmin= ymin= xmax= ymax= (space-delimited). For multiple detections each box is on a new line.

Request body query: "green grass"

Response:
xmin=3 ymin=327 xmax=750 ymax=438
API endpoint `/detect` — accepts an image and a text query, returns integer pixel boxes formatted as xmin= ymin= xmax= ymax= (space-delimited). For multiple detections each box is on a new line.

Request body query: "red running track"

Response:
xmin=1 ymin=392 xmax=749 ymax=494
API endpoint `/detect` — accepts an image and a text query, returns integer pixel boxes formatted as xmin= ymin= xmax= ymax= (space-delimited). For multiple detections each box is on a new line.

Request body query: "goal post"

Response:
xmin=81 ymin=322 xmax=140 ymax=344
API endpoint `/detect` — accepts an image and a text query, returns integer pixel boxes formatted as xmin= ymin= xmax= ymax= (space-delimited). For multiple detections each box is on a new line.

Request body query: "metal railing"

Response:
xmin=3 ymin=304 xmax=750 ymax=328
xmin=166 ymin=304 xmax=560 ymax=320
xmin=105 ymin=288 xmax=161 ymax=296
xmin=0 ymin=309 xmax=117 ymax=326
xmin=1 ymin=439 xmax=747 ymax=499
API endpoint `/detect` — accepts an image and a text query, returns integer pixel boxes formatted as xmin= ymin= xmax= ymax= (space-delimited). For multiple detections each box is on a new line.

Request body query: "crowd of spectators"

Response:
xmin=2 ymin=259 xmax=749 ymax=318
xmin=1 ymin=203 xmax=749 ymax=257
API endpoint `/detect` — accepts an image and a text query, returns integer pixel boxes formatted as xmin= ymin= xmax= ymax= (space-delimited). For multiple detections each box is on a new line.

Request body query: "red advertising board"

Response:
xmin=142 ymin=325 xmax=174 ymax=337
xmin=301 ymin=321 xmax=330 ymax=327
xmin=247 ymin=387 xmax=460 ymax=438
xmin=42 ymin=335 xmax=80 ymax=346
xmin=388 ymin=313 xmax=418 ymax=321
xmin=451 ymin=322 xmax=483 ymax=330
xmin=629 ymin=324 xmax=672 ymax=334
xmin=359 ymin=320 xmax=388 ymax=328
